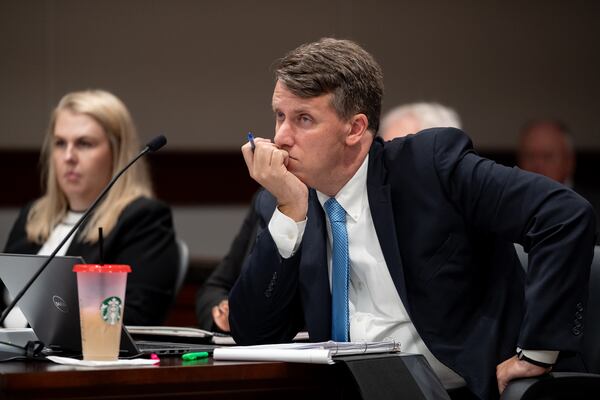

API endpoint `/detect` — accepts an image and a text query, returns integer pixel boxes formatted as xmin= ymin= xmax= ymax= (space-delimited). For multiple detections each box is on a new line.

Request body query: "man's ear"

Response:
xmin=346 ymin=113 xmax=369 ymax=146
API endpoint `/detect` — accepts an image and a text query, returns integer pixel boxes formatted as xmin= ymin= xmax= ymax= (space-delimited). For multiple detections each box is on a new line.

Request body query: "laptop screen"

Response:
xmin=0 ymin=253 xmax=85 ymax=353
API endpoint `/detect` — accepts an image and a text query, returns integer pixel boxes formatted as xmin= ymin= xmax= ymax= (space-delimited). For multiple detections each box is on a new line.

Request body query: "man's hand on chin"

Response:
xmin=496 ymin=355 xmax=552 ymax=394
xmin=242 ymin=138 xmax=308 ymax=221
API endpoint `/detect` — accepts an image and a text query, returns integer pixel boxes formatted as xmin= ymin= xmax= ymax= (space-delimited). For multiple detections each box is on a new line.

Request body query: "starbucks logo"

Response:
xmin=100 ymin=296 xmax=122 ymax=325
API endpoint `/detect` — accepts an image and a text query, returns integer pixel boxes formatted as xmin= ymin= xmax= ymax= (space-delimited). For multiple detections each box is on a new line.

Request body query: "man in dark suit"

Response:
xmin=229 ymin=38 xmax=596 ymax=399
xmin=195 ymin=190 xmax=261 ymax=332
xmin=517 ymin=119 xmax=600 ymax=231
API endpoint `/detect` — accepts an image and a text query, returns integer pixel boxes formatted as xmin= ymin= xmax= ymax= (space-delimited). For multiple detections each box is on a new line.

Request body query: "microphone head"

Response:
xmin=146 ymin=135 xmax=167 ymax=152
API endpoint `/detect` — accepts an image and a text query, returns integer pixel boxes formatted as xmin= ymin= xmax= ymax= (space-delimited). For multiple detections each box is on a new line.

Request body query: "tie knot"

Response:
xmin=324 ymin=198 xmax=346 ymax=223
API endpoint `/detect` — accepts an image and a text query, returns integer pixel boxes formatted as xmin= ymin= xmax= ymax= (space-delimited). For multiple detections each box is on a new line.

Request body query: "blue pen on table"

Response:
xmin=181 ymin=351 xmax=209 ymax=361
xmin=247 ymin=132 xmax=255 ymax=151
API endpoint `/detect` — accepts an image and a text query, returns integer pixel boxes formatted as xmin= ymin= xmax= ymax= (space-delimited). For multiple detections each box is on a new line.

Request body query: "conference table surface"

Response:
xmin=0 ymin=356 xmax=355 ymax=399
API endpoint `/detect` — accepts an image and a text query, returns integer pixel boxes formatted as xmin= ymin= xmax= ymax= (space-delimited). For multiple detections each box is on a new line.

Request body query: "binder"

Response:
xmin=212 ymin=340 xmax=400 ymax=364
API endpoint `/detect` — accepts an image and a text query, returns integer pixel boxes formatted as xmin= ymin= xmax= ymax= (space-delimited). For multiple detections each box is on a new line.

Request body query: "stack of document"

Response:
xmin=125 ymin=326 xmax=311 ymax=346
xmin=213 ymin=340 xmax=400 ymax=365
xmin=212 ymin=331 xmax=310 ymax=345
xmin=126 ymin=326 xmax=214 ymax=343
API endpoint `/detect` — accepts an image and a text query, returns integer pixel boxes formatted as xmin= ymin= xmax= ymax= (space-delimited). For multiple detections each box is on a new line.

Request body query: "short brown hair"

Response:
xmin=274 ymin=38 xmax=384 ymax=133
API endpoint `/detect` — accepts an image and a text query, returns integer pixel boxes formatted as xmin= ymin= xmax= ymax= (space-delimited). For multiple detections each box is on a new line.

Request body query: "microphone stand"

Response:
xmin=0 ymin=137 xmax=164 ymax=325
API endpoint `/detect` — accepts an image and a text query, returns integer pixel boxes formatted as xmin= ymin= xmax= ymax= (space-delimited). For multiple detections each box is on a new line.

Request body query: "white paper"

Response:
xmin=211 ymin=331 xmax=310 ymax=346
xmin=211 ymin=334 xmax=236 ymax=345
xmin=47 ymin=356 xmax=160 ymax=367
xmin=214 ymin=348 xmax=334 ymax=364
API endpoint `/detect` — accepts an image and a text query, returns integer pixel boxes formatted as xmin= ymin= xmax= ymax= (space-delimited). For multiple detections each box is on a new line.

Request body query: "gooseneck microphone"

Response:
xmin=0 ymin=135 xmax=167 ymax=325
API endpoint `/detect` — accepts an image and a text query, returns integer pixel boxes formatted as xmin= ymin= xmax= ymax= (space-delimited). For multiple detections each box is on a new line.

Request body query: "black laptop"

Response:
xmin=0 ymin=253 xmax=215 ymax=358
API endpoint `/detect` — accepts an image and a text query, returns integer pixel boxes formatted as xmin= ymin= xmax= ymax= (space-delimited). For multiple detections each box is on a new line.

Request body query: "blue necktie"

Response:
xmin=324 ymin=198 xmax=349 ymax=342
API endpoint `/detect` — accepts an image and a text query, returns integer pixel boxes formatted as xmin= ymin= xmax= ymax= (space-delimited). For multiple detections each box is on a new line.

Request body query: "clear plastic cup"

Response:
xmin=73 ymin=264 xmax=131 ymax=361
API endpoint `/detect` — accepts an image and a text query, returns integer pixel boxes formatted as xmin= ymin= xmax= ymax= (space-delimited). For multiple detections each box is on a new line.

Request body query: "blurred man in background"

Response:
xmin=517 ymin=119 xmax=574 ymax=185
xmin=517 ymin=119 xmax=599 ymax=237
xmin=379 ymin=102 xmax=461 ymax=140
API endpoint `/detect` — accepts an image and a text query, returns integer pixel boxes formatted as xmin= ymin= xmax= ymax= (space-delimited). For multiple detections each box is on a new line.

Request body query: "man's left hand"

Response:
xmin=496 ymin=355 xmax=552 ymax=394
xmin=211 ymin=299 xmax=230 ymax=332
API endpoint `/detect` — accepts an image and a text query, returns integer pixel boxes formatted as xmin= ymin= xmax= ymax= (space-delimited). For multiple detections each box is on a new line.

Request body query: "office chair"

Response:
xmin=501 ymin=246 xmax=600 ymax=399
xmin=174 ymin=238 xmax=190 ymax=296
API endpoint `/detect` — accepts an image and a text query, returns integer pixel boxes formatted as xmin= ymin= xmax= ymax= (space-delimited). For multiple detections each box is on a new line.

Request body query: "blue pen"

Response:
xmin=247 ymin=132 xmax=255 ymax=151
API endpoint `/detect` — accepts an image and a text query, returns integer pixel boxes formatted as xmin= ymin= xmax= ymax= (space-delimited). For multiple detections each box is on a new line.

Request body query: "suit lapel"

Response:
xmin=300 ymin=189 xmax=331 ymax=341
xmin=367 ymin=143 xmax=411 ymax=316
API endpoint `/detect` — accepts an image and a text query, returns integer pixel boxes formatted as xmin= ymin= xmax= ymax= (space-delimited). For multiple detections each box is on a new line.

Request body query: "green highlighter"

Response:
xmin=181 ymin=351 xmax=210 ymax=361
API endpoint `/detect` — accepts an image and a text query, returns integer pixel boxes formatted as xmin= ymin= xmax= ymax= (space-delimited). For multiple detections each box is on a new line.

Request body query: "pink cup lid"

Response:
xmin=73 ymin=264 xmax=131 ymax=273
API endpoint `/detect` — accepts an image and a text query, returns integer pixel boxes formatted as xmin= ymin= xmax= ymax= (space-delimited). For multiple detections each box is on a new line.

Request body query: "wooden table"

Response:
xmin=0 ymin=357 xmax=357 ymax=399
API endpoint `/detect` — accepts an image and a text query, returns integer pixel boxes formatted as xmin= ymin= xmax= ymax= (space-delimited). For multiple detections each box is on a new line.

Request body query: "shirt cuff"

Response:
xmin=517 ymin=348 xmax=559 ymax=365
xmin=268 ymin=207 xmax=307 ymax=259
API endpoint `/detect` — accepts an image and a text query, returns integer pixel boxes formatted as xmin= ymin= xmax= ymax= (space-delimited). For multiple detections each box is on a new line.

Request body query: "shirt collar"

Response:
xmin=317 ymin=154 xmax=369 ymax=223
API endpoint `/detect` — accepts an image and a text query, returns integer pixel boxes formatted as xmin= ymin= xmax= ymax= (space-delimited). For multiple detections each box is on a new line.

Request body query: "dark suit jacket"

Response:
xmin=229 ymin=128 xmax=596 ymax=399
xmin=574 ymin=184 xmax=600 ymax=241
xmin=195 ymin=189 xmax=261 ymax=331
xmin=3 ymin=196 xmax=179 ymax=326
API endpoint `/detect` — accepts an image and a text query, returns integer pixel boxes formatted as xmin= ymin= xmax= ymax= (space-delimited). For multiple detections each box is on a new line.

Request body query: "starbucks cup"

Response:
xmin=73 ymin=264 xmax=131 ymax=361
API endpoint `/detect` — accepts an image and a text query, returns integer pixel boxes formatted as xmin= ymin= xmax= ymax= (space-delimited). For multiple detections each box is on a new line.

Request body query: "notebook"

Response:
xmin=0 ymin=253 xmax=214 ymax=358
xmin=122 ymin=326 xmax=216 ymax=357
xmin=126 ymin=325 xmax=224 ymax=343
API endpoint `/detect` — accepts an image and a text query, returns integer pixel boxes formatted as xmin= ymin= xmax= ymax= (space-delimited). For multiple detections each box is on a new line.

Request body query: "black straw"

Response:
xmin=99 ymin=227 xmax=104 ymax=265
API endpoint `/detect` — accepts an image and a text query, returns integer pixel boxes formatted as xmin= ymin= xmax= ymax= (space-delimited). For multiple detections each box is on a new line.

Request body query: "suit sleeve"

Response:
xmin=432 ymin=128 xmax=596 ymax=351
xmin=107 ymin=198 xmax=179 ymax=326
xmin=228 ymin=190 xmax=304 ymax=345
xmin=195 ymin=191 xmax=260 ymax=331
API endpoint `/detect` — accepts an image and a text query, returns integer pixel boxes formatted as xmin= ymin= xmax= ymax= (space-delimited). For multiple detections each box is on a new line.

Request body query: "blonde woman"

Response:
xmin=3 ymin=90 xmax=178 ymax=327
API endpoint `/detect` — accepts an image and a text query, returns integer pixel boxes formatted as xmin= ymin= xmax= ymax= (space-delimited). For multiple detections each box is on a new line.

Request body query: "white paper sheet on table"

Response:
xmin=213 ymin=340 xmax=400 ymax=365
xmin=47 ymin=356 xmax=160 ymax=367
